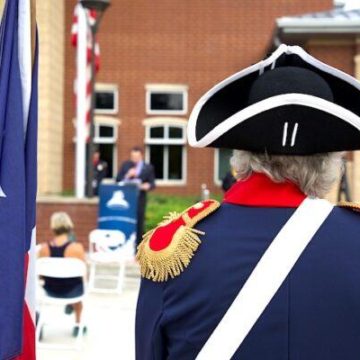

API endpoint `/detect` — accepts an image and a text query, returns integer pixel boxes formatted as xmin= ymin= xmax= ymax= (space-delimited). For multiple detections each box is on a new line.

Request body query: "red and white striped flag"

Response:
xmin=71 ymin=4 xmax=100 ymax=138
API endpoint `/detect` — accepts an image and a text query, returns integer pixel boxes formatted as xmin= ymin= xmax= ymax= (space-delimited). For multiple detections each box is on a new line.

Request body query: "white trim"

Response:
xmin=214 ymin=148 xmax=221 ymax=186
xmin=142 ymin=117 xmax=188 ymax=127
xmin=144 ymin=123 xmax=187 ymax=144
xmin=146 ymin=85 xmax=188 ymax=116
xmin=188 ymin=44 xmax=360 ymax=147
xmin=189 ymin=93 xmax=360 ymax=148
xmin=144 ymin=122 xmax=187 ymax=184
xmin=145 ymin=83 xmax=189 ymax=91
xmin=153 ymin=180 xmax=187 ymax=186
xmin=196 ymin=198 xmax=334 ymax=360
xmin=145 ymin=144 xmax=187 ymax=185
xmin=94 ymin=123 xmax=117 ymax=144
xmin=94 ymin=84 xmax=119 ymax=115
xmin=291 ymin=123 xmax=299 ymax=147
xmin=277 ymin=17 xmax=360 ymax=33
xmin=282 ymin=122 xmax=289 ymax=147
xmin=94 ymin=115 xmax=121 ymax=126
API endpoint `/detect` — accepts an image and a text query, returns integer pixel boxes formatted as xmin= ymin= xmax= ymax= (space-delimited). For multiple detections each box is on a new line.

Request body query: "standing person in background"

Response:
xmin=93 ymin=149 xmax=108 ymax=196
xmin=38 ymin=212 xmax=86 ymax=337
xmin=116 ymin=146 xmax=156 ymax=245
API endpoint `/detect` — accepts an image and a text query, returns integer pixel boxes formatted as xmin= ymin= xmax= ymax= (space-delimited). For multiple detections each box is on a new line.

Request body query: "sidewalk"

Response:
xmin=37 ymin=264 xmax=141 ymax=360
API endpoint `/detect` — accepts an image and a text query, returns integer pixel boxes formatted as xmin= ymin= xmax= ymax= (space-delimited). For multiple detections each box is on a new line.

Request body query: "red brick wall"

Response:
xmin=37 ymin=200 xmax=97 ymax=249
xmin=306 ymin=43 xmax=355 ymax=75
xmin=63 ymin=0 xmax=333 ymax=196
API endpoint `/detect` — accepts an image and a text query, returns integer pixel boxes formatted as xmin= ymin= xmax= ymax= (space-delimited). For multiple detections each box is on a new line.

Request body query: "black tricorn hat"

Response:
xmin=187 ymin=45 xmax=360 ymax=155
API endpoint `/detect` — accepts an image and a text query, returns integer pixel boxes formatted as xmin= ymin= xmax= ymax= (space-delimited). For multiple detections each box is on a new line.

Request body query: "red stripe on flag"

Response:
xmin=14 ymin=254 xmax=35 ymax=360
xmin=14 ymin=303 xmax=36 ymax=360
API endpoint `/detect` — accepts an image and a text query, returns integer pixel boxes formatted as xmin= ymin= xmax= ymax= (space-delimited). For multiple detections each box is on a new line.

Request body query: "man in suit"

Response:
xmin=116 ymin=146 xmax=155 ymax=245
xmin=135 ymin=45 xmax=360 ymax=359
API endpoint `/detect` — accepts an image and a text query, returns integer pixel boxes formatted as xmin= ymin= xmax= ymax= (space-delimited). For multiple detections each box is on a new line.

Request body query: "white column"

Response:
xmin=75 ymin=4 xmax=88 ymax=198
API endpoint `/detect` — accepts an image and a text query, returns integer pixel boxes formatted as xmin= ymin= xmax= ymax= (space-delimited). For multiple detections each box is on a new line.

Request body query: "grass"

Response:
xmin=145 ymin=193 xmax=223 ymax=232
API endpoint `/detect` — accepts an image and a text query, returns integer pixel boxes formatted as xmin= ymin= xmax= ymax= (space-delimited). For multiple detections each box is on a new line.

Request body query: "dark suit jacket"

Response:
xmin=116 ymin=160 xmax=156 ymax=199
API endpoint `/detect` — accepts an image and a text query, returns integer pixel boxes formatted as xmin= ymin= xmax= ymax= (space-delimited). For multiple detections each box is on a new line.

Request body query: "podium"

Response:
xmin=98 ymin=182 xmax=139 ymax=242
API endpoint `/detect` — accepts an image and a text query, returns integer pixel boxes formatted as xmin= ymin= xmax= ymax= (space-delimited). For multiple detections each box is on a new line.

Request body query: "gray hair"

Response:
xmin=230 ymin=150 xmax=345 ymax=198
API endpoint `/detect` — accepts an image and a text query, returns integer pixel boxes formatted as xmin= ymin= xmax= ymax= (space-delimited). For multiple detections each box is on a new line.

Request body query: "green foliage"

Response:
xmin=145 ymin=193 xmax=223 ymax=232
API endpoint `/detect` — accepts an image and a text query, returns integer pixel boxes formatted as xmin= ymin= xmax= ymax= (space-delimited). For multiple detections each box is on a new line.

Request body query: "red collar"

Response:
xmin=223 ymin=172 xmax=306 ymax=208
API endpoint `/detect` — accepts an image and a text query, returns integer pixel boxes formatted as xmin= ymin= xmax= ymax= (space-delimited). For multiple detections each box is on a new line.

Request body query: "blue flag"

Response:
xmin=0 ymin=0 xmax=38 ymax=358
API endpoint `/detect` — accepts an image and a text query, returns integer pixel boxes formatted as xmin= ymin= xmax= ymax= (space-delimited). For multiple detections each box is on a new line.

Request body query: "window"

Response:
xmin=214 ymin=148 xmax=233 ymax=185
xmin=93 ymin=117 xmax=120 ymax=178
xmin=94 ymin=123 xmax=117 ymax=144
xmin=145 ymin=122 xmax=187 ymax=184
xmin=95 ymin=84 xmax=119 ymax=115
xmin=146 ymin=84 xmax=188 ymax=115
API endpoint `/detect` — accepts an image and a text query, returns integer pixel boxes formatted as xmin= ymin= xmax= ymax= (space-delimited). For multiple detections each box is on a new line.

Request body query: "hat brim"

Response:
xmin=188 ymin=45 xmax=360 ymax=154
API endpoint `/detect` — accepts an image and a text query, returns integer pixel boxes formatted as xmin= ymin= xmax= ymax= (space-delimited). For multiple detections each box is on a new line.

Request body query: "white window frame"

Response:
xmin=144 ymin=118 xmax=187 ymax=186
xmin=214 ymin=148 xmax=233 ymax=186
xmin=94 ymin=116 xmax=120 ymax=178
xmin=95 ymin=83 xmax=119 ymax=115
xmin=145 ymin=84 xmax=188 ymax=116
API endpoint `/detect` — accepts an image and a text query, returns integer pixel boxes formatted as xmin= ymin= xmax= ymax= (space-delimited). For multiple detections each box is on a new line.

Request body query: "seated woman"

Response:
xmin=39 ymin=212 xmax=86 ymax=336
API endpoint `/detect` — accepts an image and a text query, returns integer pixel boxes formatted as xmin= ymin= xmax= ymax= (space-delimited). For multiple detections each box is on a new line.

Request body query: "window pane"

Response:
xmin=169 ymin=126 xmax=183 ymax=139
xmin=149 ymin=145 xmax=164 ymax=179
xmin=98 ymin=143 xmax=113 ymax=178
xmin=218 ymin=149 xmax=233 ymax=181
xmin=95 ymin=91 xmax=115 ymax=111
xmin=168 ymin=145 xmax=183 ymax=180
xmin=99 ymin=126 xmax=114 ymax=138
xmin=150 ymin=92 xmax=184 ymax=111
xmin=150 ymin=126 xmax=164 ymax=139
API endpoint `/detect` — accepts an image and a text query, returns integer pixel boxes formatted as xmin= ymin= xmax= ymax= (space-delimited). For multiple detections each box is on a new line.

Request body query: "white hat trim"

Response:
xmin=189 ymin=93 xmax=360 ymax=148
xmin=188 ymin=45 xmax=360 ymax=147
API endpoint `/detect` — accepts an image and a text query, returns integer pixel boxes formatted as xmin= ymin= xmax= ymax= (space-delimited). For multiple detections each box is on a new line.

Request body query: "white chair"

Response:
xmin=36 ymin=257 xmax=87 ymax=350
xmin=88 ymin=229 xmax=133 ymax=294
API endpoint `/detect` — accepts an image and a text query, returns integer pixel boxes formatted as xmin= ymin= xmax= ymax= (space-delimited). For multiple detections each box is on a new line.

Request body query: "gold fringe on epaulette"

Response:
xmin=136 ymin=225 xmax=205 ymax=282
xmin=338 ymin=201 xmax=360 ymax=212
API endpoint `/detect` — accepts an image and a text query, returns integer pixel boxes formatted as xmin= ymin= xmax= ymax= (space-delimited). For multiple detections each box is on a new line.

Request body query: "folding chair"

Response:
xmin=88 ymin=229 xmax=133 ymax=294
xmin=36 ymin=257 xmax=87 ymax=350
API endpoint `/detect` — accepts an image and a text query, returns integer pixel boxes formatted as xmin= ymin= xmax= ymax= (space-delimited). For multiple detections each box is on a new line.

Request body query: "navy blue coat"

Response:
xmin=136 ymin=187 xmax=360 ymax=359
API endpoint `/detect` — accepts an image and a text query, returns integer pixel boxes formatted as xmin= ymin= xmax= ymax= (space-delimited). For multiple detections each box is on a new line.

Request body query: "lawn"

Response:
xmin=145 ymin=193 xmax=223 ymax=232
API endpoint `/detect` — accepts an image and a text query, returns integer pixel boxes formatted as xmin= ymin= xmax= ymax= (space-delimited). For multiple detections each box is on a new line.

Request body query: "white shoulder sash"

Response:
xmin=196 ymin=198 xmax=334 ymax=360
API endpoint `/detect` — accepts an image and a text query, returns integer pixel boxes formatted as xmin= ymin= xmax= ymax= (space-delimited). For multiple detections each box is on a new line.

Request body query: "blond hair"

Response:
xmin=50 ymin=212 xmax=74 ymax=235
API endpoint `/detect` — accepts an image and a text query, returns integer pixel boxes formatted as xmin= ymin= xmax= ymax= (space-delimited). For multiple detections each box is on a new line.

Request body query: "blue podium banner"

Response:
xmin=98 ymin=183 xmax=139 ymax=241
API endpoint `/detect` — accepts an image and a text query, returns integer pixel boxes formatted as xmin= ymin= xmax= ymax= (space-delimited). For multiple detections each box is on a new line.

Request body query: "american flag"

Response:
xmin=71 ymin=4 xmax=100 ymax=138
xmin=0 ymin=0 xmax=37 ymax=359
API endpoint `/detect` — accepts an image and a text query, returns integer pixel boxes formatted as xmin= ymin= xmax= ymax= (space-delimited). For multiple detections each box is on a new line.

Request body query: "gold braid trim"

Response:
xmin=338 ymin=201 xmax=360 ymax=212
xmin=136 ymin=200 xmax=220 ymax=282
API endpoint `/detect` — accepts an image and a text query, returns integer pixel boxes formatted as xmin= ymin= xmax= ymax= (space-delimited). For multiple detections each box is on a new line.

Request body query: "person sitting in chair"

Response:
xmin=38 ymin=212 xmax=86 ymax=337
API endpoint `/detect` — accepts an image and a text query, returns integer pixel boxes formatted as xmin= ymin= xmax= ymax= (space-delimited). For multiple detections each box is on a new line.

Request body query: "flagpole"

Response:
xmin=75 ymin=5 xmax=88 ymax=198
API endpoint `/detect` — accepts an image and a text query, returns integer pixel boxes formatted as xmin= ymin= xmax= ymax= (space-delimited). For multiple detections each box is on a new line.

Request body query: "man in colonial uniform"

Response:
xmin=135 ymin=45 xmax=360 ymax=359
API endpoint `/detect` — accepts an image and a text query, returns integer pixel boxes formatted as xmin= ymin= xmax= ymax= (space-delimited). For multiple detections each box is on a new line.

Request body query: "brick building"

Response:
xmin=59 ymin=0 xmax=339 ymax=197
xmin=36 ymin=0 xmax=360 ymax=245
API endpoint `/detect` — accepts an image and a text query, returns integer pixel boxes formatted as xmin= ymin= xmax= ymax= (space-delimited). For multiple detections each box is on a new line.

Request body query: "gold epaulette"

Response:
xmin=338 ymin=201 xmax=360 ymax=212
xmin=136 ymin=199 xmax=220 ymax=282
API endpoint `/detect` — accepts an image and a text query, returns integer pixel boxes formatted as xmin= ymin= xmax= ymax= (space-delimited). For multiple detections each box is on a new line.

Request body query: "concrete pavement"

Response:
xmin=37 ymin=263 xmax=141 ymax=360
